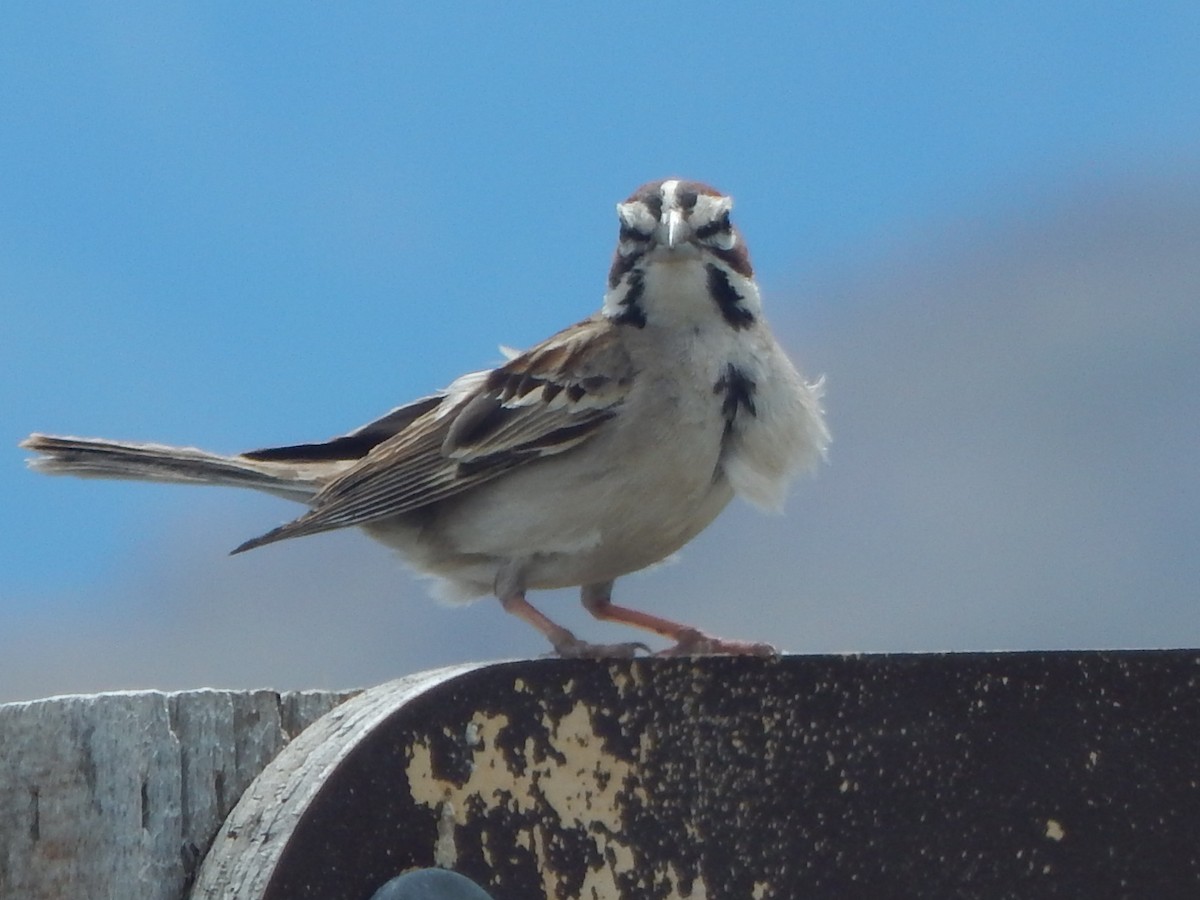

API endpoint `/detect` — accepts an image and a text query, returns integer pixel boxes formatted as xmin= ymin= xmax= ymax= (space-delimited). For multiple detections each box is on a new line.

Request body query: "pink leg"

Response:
xmin=497 ymin=589 xmax=647 ymax=659
xmin=580 ymin=582 xmax=777 ymax=657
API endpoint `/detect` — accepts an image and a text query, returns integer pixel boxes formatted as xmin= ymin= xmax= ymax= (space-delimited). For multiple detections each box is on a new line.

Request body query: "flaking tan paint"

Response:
xmin=404 ymin=702 xmax=709 ymax=899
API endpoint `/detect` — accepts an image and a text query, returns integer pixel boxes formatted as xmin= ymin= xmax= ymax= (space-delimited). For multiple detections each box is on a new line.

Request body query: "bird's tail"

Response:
xmin=20 ymin=433 xmax=334 ymax=502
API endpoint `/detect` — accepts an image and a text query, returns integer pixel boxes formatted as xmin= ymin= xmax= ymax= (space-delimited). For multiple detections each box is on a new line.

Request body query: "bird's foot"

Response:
xmin=551 ymin=637 xmax=651 ymax=659
xmin=655 ymin=628 xmax=778 ymax=657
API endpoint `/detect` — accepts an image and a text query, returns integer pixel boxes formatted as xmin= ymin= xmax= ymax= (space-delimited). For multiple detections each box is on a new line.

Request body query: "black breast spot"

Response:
xmin=714 ymin=363 xmax=757 ymax=434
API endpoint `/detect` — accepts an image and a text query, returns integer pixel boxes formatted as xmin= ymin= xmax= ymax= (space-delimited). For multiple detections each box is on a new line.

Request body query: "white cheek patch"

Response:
xmin=617 ymin=201 xmax=658 ymax=237
xmin=710 ymin=230 xmax=737 ymax=251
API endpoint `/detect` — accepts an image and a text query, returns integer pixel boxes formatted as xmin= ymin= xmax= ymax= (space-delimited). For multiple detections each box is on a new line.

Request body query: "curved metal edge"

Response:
xmin=188 ymin=662 xmax=499 ymax=899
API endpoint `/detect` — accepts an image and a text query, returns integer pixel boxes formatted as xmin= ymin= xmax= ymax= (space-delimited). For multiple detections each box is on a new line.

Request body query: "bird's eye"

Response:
xmin=694 ymin=211 xmax=731 ymax=241
xmin=619 ymin=223 xmax=652 ymax=243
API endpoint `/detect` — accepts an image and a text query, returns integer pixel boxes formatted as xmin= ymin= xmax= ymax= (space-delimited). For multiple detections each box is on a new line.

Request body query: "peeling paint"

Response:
xmin=434 ymin=800 xmax=458 ymax=868
xmin=405 ymin=703 xmax=673 ymax=897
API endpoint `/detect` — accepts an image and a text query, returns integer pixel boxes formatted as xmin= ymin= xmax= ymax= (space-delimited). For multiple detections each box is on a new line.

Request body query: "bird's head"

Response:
xmin=611 ymin=179 xmax=751 ymax=278
xmin=604 ymin=179 xmax=759 ymax=330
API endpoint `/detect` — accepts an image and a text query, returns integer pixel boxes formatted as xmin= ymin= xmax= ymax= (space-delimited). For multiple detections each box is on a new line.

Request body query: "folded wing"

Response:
xmin=233 ymin=316 xmax=632 ymax=553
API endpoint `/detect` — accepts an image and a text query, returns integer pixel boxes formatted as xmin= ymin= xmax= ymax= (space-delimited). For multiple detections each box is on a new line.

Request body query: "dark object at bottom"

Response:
xmin=370 ymin=868 xmax=494 ymax=900
xmin=192 ymin=652 xmax=1200 ymax=899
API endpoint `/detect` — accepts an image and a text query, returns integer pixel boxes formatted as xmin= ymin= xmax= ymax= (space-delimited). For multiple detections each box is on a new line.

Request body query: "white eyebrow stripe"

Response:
xmin=692 ymin=192 xmax=732 ymax=221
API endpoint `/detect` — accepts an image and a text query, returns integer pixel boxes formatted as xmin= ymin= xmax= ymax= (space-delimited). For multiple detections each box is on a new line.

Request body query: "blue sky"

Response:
xmin=3 ymin=5 xmax=1198 ymax=698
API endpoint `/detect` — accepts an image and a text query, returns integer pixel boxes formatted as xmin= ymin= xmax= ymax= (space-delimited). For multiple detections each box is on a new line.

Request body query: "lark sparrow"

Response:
xmin=22 ymin=179 xmax=829 ymax=657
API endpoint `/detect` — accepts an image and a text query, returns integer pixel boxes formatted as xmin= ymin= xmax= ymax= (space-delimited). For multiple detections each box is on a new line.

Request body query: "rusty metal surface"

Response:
xmin=191 ymin=652 xmax=1200 ymax=899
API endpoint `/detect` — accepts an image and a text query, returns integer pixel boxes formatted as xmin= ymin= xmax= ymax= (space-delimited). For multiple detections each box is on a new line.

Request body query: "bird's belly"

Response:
xmin=457 ymin=442 xmax=729 ymax=578
xmin=372 ymin=404 xmax=732 ymax=594
xmin=521 ymin=463 xmax=734 ymax=590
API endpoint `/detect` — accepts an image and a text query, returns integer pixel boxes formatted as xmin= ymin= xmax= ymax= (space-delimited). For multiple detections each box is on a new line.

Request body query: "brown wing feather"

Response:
xmin=232 ymin=316 xmax=633 ymax=553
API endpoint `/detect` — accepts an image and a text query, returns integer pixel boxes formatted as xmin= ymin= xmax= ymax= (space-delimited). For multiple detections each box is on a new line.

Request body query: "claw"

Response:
xmin=655 ymin=628 xmax=778 ymax=658
xmin=551 ymin=638 xmax=651 ymax=659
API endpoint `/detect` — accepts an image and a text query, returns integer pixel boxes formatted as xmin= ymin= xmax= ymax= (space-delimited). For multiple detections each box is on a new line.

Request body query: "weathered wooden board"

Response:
xmin=0 ymin=688 xmax=358 ymax=900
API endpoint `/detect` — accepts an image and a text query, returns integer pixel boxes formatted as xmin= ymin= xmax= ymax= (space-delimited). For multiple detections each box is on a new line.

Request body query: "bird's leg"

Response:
xmin=494 ymin=569 xmax=645 ymax=659
xmin=580 ymin=581 xmax=778 ymax=657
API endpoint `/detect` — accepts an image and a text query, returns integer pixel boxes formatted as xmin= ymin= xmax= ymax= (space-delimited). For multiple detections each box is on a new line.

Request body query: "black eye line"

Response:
xmin=619 ymin=223 xmax=652 ymax=242
xmin=693 ymin=212 xmax=731 ymax=241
